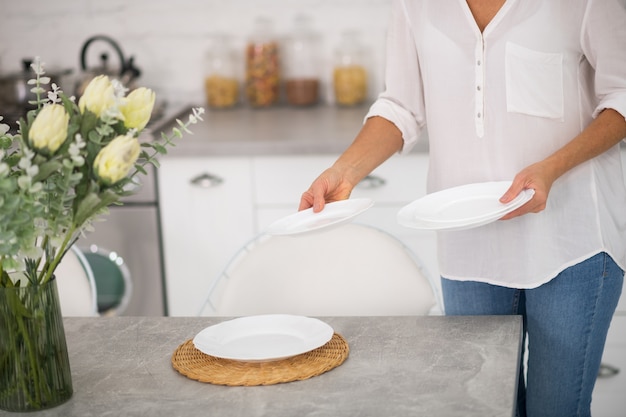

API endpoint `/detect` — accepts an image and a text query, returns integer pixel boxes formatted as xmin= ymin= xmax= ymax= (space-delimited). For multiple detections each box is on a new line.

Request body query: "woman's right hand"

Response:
xmin=298 ymin=116 xmax=405 ymax=213
xmin=298 ymin=166 xmax=356 ymax=213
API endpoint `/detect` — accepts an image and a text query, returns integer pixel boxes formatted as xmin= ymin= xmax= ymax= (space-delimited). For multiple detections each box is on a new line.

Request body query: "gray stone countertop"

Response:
xmin=2 ymin=315 xmax=521 ymax=417
xmin=147 ymin=104 xmax=429 ymax=157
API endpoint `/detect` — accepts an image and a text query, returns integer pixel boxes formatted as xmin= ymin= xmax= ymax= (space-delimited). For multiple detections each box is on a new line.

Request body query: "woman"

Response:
xmin=299 ymin=1 xmax=626 ymax=416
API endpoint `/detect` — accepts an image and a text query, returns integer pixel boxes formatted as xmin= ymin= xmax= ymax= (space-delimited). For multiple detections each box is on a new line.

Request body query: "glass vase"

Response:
xmin=0 ymin=276 xmax=73 ymax=411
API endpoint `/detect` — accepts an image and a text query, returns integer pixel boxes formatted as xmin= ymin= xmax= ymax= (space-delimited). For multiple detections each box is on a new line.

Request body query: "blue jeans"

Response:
xmin=441 ymin=252 xmax=623 ymax=417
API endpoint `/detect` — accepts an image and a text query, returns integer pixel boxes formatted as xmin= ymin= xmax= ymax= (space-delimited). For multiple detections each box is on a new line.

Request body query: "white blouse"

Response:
xmin=366 ymin=0 xmax=626 ymax=288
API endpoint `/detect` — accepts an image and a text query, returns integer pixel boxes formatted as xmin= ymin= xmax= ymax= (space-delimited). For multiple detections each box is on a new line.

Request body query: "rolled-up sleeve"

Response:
xmin=365 ymin=0 xmax=427 ymax=154
xmin=582 ymin=0 xmax=626 ymax=122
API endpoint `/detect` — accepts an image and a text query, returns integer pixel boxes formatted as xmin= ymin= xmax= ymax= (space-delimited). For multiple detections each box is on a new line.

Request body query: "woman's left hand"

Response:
xmin=498 ymin=161 xmax=557 ymax=220
xmin=499 ymin=109 xmax=626 ymax=221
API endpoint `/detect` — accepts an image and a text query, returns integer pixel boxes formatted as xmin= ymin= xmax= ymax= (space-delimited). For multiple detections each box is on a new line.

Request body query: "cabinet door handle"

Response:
xmin=190 ymin=173 xmax=224 ymax=188
xmin=356 ymin=174 xmax=386 ymax=189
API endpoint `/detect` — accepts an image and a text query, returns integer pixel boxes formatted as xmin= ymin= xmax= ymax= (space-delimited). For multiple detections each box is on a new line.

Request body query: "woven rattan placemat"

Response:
xmin=171 ymin=333 xmax=349 ymax=386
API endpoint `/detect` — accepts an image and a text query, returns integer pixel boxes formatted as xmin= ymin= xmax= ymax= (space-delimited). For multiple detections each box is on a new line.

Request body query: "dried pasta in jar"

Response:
xmin=333 ymin=65 xmax=367 ymax=106
xmin=205 ymin=75 xmax=239 ymax=109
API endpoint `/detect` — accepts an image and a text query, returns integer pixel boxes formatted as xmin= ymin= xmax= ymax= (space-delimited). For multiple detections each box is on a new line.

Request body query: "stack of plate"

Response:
xmin=397 ymin=181 xmax=534 ymax=232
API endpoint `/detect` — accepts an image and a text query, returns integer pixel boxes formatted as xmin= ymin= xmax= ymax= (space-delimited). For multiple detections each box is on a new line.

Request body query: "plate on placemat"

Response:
xmin=192 ymin=314 xmax=334 ymax=362
xmin=265 ymin=198 xmax=374 ymax=236
xmin=172 ymin=332 xmax=349 ymax=386
xmin=397 ymin=181 xmax=534 ymax=231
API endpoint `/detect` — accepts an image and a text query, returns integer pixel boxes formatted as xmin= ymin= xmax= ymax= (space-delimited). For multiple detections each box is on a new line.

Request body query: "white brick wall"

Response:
xmin=0 ymin=0 xmax=392 ymax=106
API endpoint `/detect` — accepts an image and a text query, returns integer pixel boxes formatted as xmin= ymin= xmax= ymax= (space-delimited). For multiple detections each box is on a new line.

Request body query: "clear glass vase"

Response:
xmin=0 ymin=276 xmax=73 ymax=411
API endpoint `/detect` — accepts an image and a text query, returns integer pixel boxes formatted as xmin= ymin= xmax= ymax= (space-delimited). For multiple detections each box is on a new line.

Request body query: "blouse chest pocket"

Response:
xmin=505 ymin=42 xmax=564 ymax=120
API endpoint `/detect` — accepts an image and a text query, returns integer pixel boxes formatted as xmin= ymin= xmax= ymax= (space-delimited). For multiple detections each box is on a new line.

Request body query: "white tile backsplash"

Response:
xmin=1 ymin=0 xmax=392 ymax=106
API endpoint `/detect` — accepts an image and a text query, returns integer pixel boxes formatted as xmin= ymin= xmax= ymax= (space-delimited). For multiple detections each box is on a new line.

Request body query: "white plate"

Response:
xmin=397 ymin=181 xmax=535 ymax=232
xmin=193 ymin=314 xmax=334 ymax=362
xmin=265 ymin=198 xmax=374 ymax=236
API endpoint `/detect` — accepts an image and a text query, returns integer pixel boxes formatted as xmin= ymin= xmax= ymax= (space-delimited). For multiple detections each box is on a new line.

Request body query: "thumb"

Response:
xmin=299 ymin=189 xmax=327 ymax=213
xmin=499 ymin=181 xmax=525 ymax=204
xmin=312 ymin=192 xmax=326 ymax=213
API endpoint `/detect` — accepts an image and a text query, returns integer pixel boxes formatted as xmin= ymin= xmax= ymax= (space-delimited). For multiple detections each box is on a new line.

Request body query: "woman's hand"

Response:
xmin=498 ymin=161 xmax=557 ymax=220
xmin=298 ymin=166 xmax=356 ymax=212
xmin=298 ymin=116 xmax=405 ymax=213
xmin=499 ymin=109 xmax=626 ymax=221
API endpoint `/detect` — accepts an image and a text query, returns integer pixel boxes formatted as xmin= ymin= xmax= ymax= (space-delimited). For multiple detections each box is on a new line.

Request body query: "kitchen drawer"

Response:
xmin=253 ymin=155 xmax=335 ymax=208
xmin=253 ymin=153 xmax=429 ymax=206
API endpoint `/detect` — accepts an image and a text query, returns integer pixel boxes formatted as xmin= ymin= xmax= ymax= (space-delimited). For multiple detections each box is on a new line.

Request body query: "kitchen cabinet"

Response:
xmin=158 ymin=157 xmax=255 ymax=316
xmin=158 ymin=153 xmax=440 ymax=316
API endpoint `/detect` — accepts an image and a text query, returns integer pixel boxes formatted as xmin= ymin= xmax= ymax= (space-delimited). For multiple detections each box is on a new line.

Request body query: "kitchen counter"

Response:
xmin=2 ymin=315 xmax=522 ymax=417
xmin=148 ymin=104 xmax=430 ymax=157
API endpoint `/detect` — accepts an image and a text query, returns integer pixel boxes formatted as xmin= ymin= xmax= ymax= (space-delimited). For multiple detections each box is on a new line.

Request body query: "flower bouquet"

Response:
xmin=0 ymin=57 xmax=203 ymax=411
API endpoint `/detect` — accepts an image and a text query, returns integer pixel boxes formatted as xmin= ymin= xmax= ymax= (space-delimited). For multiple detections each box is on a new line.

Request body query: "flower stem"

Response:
xmin=14 ymin=296 xmax=42 ymax=407
xmin=41 ymin=225 xmax=76 ymax=285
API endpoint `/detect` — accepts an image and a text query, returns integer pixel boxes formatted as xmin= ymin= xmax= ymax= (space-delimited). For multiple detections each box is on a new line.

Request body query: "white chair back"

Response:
xmin=56 ymin=245 xmax=98 ymax=316
xmin=199 ymin=223 xmax=440 ymax=317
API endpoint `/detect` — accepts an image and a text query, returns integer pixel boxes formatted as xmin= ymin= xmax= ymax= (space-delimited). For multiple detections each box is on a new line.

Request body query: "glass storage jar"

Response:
xmin=245 ymin=17 xmax=280 ymax=107
xmin=333 ymin=30 xmax=368 ymax=106
xmin=283 ymin=15 xmax=321 ymax=107
xmin=204 ymin=34 xmax=239 ymax=109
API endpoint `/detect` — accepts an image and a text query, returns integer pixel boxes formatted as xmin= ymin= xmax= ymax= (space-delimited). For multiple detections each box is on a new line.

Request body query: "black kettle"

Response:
xmin=0 ymin=58 xmax=72 ymax=131
xmin=75 ymin=35 xmax=141 ymax=98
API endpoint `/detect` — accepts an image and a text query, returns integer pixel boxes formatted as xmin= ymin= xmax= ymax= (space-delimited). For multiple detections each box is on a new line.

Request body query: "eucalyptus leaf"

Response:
xmin=0 ymin=136 xmax=12 ymax=148
xmin=73 ymin=193 xmax=100 ymax=226
xmin=73 ymin=189 xmax=120 ymax=226
xmin=32 ymin=160 xmax=63 ymax=182
xmin=80 ymin=110 xmax=99 ymax=139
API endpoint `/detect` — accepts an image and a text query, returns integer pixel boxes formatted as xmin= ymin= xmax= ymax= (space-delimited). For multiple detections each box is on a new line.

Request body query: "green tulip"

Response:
xmin=28 ymin=104 xmax=70 ymax=154
xmin=93 ymin=135 xmax=140 ymax=185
